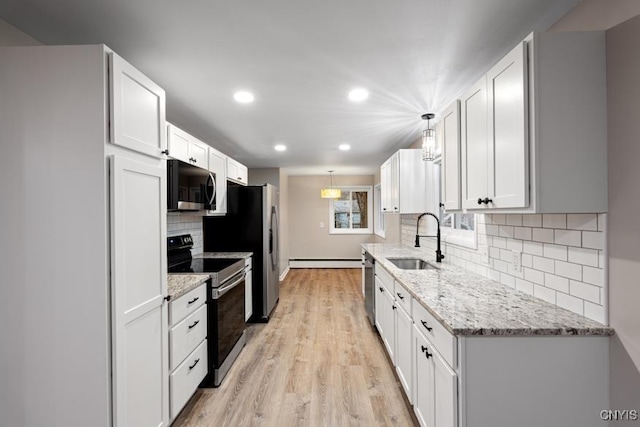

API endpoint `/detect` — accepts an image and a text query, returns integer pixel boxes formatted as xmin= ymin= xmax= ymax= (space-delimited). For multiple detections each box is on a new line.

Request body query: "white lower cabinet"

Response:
xmin=395 ymin=303 xmax=413 ymax=402
xmin=168 ymin=282 xmax=208 ymax=422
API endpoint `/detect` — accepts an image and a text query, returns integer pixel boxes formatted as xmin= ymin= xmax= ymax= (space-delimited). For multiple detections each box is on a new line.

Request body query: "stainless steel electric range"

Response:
xmin=168 ymin=234 xmax=246 ymax=387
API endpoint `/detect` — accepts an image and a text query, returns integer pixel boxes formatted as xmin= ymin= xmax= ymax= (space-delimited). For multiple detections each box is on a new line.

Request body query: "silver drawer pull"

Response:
xmin=188 ymin=358 xmax=200 ymax=370
xmin=188 ymin=320 xmax=200 ymax=330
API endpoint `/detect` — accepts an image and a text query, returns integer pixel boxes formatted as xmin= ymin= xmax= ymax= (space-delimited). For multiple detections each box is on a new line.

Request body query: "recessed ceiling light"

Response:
xmin=274 ymin=144 xmax=286 ymax=152
xmin=233 ymin=91 xmax=255 ymax=103
xmin=339 ymin=144 xmax=351 ymax=151
xmin=348 ymin=88 xmax=369 ymax=102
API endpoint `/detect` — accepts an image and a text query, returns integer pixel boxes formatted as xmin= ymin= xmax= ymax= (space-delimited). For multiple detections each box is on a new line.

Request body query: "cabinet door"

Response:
xmin=441 ymin=100 xmax=462 ymax=211
xmin=413 ymin=325 xmax=435 ymax=427
xmin=110 ymin=53 xmax=166 ymax=158
xmin=434 ymin=349 xmax=458 ymax=427
xmin=374 ymin=277 xmax=386 ymax=337
xmin=237 ymin=163 xmax=248 ymax=185
xmin=380 ymin=161 xmax=389 ymax=212
xmin=461 ymin=76 xmax=488 ymax=209
xmin=398 ymin=150 xmax=427 ymax=214
xmin=487 ymin=42 xmax=529 ymax=209
xmin=167 ymin=124 xmax=191 ymax=163
xmin=189 ymin=138 xmax=208 ymax=169
xmin=395 ymin=305 xmax=413 ymax=403
xmin=390 ymin=153 xmax=400 ymax=212
xmin=227 ymin=158 xmax=239 ymax=183
xmin=110 ymin=156 xmax=168 ymax=427
xmin=381 ymin=285 xmax=396 ymax=364
xmin=208 ymin=148 xmax=227 ymax=214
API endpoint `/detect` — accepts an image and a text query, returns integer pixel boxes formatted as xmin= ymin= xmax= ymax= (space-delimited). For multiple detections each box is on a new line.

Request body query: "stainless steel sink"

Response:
xmin=387 ymin=258 xmax=437 ymax=270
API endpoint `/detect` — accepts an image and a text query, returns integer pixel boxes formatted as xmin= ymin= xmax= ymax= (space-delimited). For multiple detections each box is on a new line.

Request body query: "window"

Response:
xmin=330 ymin=186 xmax=373 ymax=234
xmin=374 ymin=184 xmax=385 ymax=238
xmin=433 ymin=163 xmax=477 ymax=249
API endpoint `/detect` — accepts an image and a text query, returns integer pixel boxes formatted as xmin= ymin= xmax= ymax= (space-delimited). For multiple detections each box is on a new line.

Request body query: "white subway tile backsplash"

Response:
xmin=506 ymin=214 xmax=523 ymax=226
xmin=524 ymin=267 xmax=544 ymax=285
xmin=501 ymin=273 xmax=516 ymax=288
xmin=570 ymin=280 xmax=600 ymax=304
xmin=543 ymin=243 xmax=568 ymax=261
xmin=533 ymin=256 xmax=555 ymax=273
xmin=534 ymin=285 xmax=557 ymax=304
xmin=543 ymin=214 xmax=567 ymax=229
xmin=493 ymin=237 xmax=507 ymax=249
xmin=514 ymin=227 xmax=532 ymax=241
xmin=523 ymin=240 xmax=544 ymax=256
xmin=400 ymin=211 xmax=607 ymax=324
xmin=492 ymin=214 xmax=506 ymax=225
xmin=557 ymin=292 xmax=584 ymax=315
xmin=582 ymin=231 xmax=604 ymax=250
xmin=554 ymin=229 xmax=581 ymax=247
xmin=567 ymin=214 xmax=598 ymax=231
xmin=555 ymin=261 xmax=582 ymax=281
xmin=584 ymin=302 xmax=606 ymax=324
xmin=544 ymin=273 xmax=570 ymax=293
xmin=583 ymin=265 xmax=605 ymax=287
xmin=532 ymin=228 xmax=554 ymax=243
xmin=486 ymin=224 xmax=500 ymax=236
xmin=568 ymin=247 xmax=599 ymax=267
xmin=522 ymin=214 xmax=542 ymax=227
xmin=499 ymin=226 xmax=515 ymax=238
xmin=515 ymin=278 xmax=534 ymax=295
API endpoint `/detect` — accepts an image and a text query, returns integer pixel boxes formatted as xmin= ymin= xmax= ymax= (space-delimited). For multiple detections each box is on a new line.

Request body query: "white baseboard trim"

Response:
xmin=289 ymin=259 xmax=361 ymax=269
xmin=279 ymin=266 xmax=290 ymax=281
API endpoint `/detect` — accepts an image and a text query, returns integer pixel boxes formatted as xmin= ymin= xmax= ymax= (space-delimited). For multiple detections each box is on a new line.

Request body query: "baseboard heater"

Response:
xmin=289 ymin=258 xmax=361 ymax=268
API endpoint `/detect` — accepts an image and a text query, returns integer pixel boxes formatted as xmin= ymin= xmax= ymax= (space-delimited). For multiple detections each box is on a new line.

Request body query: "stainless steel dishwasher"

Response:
xmin=364 ymin=252 xmax=375 ymax=326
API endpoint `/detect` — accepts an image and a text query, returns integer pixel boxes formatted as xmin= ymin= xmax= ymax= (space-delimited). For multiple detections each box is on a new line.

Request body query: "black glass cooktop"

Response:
xmin=169 ymin=257 xmax=243 ymax=274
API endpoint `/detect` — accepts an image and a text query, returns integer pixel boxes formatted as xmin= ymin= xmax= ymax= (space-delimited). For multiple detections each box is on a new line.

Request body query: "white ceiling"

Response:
xmin=0 ymin=0 xmax=578 ymax=175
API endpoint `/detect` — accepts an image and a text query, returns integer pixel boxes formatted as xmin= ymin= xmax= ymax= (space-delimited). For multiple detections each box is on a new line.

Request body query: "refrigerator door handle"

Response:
xmin=270 ymin=205 xmax=279 ymax=269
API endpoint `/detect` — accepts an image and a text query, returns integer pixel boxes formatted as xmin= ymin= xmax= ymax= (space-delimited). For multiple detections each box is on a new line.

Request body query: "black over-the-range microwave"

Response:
xmin=167 ymin=159 xmax=216 ymax=211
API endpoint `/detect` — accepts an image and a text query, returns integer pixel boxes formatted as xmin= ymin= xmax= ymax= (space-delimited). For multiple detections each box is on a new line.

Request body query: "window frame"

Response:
xmin=329 ymin=185 xmax=373 ymax=235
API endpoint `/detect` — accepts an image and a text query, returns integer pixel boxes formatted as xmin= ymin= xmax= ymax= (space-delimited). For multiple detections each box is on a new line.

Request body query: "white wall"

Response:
xmin=0 ymin=18 xmax=42 ymax=46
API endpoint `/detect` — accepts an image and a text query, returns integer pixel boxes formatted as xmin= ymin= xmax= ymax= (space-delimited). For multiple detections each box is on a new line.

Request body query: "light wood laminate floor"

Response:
xmin=173 ymin=268 xmax=417 ymax=427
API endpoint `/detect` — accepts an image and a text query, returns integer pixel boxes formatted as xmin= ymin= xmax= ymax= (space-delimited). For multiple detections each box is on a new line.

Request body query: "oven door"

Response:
xmin=209 ymin=271 xmax=246 ymax=369
xmin=167 ymin=159 xmax=216 ymax=211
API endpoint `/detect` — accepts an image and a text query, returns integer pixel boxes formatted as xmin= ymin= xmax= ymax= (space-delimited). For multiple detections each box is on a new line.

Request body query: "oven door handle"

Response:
xmin=214 ymin=271 xmax=246 ymax=299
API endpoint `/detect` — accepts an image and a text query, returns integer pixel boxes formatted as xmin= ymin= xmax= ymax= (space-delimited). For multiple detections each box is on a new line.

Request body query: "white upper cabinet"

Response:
xmin=440 ymin=100 xmax=461 ymax=211
xmin=461 ymin=77 xmax=489 ymax=210
xmin=381 ymin=149 xmax=429 ymax=214
xmin=166 ymin=124 xmax=208 ymax=169
xmin=227 ymin=157 xmax=248 ymax=185
xmin=208 ymin=147 xmax=227 ymax=215
xmin=109 ymin=52 xmax=167 ymax=159
xmin=455 ymin=31 xmax=607 ymax=213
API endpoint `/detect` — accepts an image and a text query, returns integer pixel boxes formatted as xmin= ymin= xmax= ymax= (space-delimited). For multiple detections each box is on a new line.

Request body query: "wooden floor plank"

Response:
xmin=173 ymin=268 xmax=417 ymax=427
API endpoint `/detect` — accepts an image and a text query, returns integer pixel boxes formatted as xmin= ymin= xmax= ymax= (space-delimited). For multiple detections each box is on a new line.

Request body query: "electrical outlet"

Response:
xmin=319 ymin=222 xmax=325 ymax=228
xmin=511 ymin=250 xmax=522 ymax=273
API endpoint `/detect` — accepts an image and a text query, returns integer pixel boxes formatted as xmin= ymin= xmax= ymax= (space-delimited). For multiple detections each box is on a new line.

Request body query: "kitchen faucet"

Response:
xmin=415 ymin=212 xmax=445 ymax=263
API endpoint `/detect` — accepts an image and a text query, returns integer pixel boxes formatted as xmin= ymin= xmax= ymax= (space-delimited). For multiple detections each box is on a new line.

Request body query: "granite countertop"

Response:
xmin=362 ymin=243 xmax=613 ymax=337
xmin=167 ymin=274 xmax=210 ymax=300
xmin=195 ymin=252 xmax=253 ymax=260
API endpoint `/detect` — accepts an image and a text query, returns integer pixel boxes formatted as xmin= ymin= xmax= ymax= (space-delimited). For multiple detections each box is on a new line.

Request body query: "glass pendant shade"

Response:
xmin=321 ymin=170 xmax=341 ymax=198
xmin=422 ymin=128 xmax=436 ymax=161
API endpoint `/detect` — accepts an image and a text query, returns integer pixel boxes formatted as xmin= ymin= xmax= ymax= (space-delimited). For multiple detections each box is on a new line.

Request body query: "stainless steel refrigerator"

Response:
xmin=203 ymin=183 xmax=279 ymax=322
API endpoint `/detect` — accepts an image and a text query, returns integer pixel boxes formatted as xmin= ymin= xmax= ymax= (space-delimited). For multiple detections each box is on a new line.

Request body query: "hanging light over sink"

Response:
xmin=421 ymin=113 xmax=436 ymax=161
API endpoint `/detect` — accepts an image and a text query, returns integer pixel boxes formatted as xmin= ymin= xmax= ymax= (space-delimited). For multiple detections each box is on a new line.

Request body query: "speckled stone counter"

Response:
xmin=196 ymin=252 xmax=253 ymax=260
xmin=362 ymin=243 xmax=613 ymax=337
xmin=167 ymin=274 xmax=210 ymax=300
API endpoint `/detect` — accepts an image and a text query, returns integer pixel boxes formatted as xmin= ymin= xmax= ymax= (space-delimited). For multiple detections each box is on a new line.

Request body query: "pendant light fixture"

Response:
xmin=320 ymin=170 xmax=341 ymax=199
xmin=421 ymin=113 xmax=436 ymax=161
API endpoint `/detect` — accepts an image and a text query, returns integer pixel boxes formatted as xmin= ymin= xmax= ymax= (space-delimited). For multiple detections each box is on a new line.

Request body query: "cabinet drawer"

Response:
xmin=170 ymin=339 xmax=208 ymax=420
xmin=394 ymin=282 xmax=412 ymax=315
xmin=170 ymin=304 xmax=208 ymax=371
xmin=412 ymin=300 xmax=457 ymax=368
xmin=375 ymin=264 xmax=394 ymax=294
xmin=169 ymin=283 xmax=207 ymax=325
